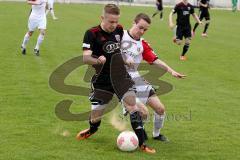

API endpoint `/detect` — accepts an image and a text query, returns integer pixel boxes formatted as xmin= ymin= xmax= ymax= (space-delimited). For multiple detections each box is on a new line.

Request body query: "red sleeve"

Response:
xmin=142 ymin=40 xmax=158 ymax=64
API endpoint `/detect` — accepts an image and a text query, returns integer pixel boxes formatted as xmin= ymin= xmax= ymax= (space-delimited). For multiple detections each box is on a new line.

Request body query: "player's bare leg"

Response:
xmin=123 ymin=91 xmax=156 ymax=154
xmin=147 ymin=95 xmax=169 ymax=142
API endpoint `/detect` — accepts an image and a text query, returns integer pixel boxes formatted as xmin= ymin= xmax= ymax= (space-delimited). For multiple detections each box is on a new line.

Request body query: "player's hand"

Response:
xmin=171 ymin=71 xmax=186 ymax=79
xmin=125 ymin=57 xmax=135 ymax=69
xmin=169 ymin=23 xmax=175 ymax=30
xmin=97 ymin=55 xmax=106 ymax=64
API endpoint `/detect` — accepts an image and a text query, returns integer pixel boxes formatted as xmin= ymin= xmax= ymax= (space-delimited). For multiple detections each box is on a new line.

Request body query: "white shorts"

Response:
xmin=48 ymin=2 xmax=54 ymax=9
xmin=135 ymin=83 xmax=154 ymax=105
xmin=48 ymin=0 xmax=54 ymax=9
xmin=28 ymin=17 xmax=47 ymax=31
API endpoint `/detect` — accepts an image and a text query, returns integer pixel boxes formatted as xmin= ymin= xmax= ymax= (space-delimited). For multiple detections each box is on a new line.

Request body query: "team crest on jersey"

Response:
xmin=115 ymin=35 xmax=120 ymax=42
xmin=137 ymin=47 xmax=141 ymax=52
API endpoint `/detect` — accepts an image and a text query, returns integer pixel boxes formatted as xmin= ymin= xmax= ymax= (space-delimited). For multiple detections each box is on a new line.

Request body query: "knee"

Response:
xmin=40 ymin=31 xmax=46 ymax=36
xmin=185 ymin=39 xmax=191 ymax=45
xmin=138 ymin=104 xmax=149 ymax=120
xmin=28 ymin=31 xmax=33 ymax=36
xmin=176 ymin=40 xmax=182 ymax=45
xmin=155 ymin=106 xmax=165 ymax=115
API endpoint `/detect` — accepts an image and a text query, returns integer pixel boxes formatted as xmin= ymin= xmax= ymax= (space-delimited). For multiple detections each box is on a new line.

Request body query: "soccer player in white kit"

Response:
xmin=21 ymin=0 xmax=47 ymax=56
xmin=46 ymin=0 xmax=58 ymax=20
xmin=122 ymin=13 xmax=186 ymax=141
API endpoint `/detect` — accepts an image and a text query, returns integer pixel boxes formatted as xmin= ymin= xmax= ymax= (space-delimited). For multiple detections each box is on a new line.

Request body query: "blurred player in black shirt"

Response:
xmin=76 ymin=4 xmax=156 ymax=154
xmin=152 ymin=0 xmax=163 ymax=20
xmin=169 ymin=0 xmax=202 ymax=61
xmin=193 ymin=0 xmax=210 ymax=37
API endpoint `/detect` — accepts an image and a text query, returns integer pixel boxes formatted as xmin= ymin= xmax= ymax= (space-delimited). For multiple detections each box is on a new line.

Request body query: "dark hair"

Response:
xmin=134 ymin=13 xmax=151 ymax=24
xmin=104 ymin=4 xmax=120 ymax=15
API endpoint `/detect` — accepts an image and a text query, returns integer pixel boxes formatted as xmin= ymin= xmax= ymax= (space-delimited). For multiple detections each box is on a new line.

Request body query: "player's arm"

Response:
xmin=45 ymin=2 xmax=48 ymax=10
xmin=152 ymin=59 xmax=186 ymax=79
xmin=122 ymin=53 xmax=135 ymax=68
xmin=192 ymin=13 xmax=202 ymax=24
xmin=142 ymin=40 xmax=185 ymax=79
xmin=27 ymin=0 xmax=42 ymax=5
xmin=169 ymin=7 xmax=176 ymax=29
xmin=168 ymin=11 xmax=175 ymax=29
xmin=199 ymin=2 xmax=208 ymax=8
xmin=82 ymin=30 xmax=106 ymax=65
xmin=190 ymin=6 xmax=202 ymax=24
xmin=83 ymin=50 xmax=106 ymax=65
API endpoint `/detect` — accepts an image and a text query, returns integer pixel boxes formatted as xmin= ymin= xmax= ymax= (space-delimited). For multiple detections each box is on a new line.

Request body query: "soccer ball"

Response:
xmin=117 ymin=131 xmax=139 ymax=151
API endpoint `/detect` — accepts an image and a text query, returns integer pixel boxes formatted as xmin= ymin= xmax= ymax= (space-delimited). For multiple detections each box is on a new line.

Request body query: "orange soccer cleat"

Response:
xmin=140 ymin=144 xmax=156 ymax=154
xmin=180 ymin=55 xmax=187 ymax=61
xmin=76 ymin=128 xmax=93 ymax=140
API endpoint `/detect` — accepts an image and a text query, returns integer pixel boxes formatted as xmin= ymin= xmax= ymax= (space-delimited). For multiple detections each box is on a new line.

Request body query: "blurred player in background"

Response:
xmin=192 ymin=0 xmax=210 ymax=37
xmin=169 ymin=0 xmax=202 ymax=61
xmin=21 ymin=0 xmax=47 ymax=56
xmin=232 ymin=0 xmax=238 ymax=12
xmin=46 ymin=0 xmax=58 ymax=20
xmin=152 ymin=0 xmax=163 ymax=20
xmin=122 ymin=13 xmax=186 ymax=142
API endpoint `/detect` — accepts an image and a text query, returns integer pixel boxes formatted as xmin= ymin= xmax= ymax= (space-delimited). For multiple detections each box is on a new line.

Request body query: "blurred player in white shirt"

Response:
xmin=21 ymin=0 xmax=47 ymax=56
xmin=122 ymin=13 xmax=186 ymax=141
xmin=46 ymin=0 xmax=58 ymax=20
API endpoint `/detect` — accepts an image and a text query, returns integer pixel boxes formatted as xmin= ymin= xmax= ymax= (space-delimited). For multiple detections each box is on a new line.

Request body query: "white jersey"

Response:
xmin=121 ymin=30 xmax=158 ymax=79
xmin=121 ymin=30 xmax=158 ymax=104
xmin=29 ymin=0 xmax=47 ymax=19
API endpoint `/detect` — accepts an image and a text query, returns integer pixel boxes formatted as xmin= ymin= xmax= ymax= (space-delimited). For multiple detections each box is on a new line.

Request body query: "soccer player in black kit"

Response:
xmin=76 ymin=4 xmax=156 ymax=154
xmin=192 ymin=0 xmax=210 ymax=37
xmin=152 ymin=0 xmax=163 ymax=20
xmin=169 ymin=0 xmax=202 ymax=61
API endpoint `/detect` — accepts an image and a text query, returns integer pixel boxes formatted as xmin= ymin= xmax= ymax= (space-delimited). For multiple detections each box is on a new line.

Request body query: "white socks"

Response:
xmin=46 ymin=9 xmax=57 ymax=19
xmin=50 ymin=10 xmax=57 ymax=19
xmin=22 ymin=33 xmax=30 ymax=48
xmin=153 ymin=112 xmax=165 ymax=137
xmin=35 ymin=34 xmax=44 ymax=50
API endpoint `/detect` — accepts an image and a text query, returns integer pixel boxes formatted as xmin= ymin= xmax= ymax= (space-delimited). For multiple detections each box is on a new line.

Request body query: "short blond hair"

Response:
xmin=103 ymin=4 xmax=120 ymax=15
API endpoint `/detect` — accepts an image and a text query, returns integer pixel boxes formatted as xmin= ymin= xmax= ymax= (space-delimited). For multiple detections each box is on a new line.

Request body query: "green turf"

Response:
xmin=0 ymin=2 xmax=240 ymax=160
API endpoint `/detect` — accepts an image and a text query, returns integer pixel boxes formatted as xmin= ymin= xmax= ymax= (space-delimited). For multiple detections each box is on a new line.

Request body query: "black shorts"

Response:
xmin=156 ymin=4 xmax=163 ymax=11
xmin=176 ymin=26 xmax=192 ymax=40
xmin=90 ymin=73 xmax=134 ymax=105
xmin=199 ymin=9 xmax=210 ymax=21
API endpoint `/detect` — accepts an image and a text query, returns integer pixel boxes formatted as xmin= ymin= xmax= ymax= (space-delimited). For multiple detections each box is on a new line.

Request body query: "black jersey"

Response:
xmin=173 ymin=2 xmax=195 ymax=27
xmin=199 ymin=0 xmax=210 ymax=10
xmin=82 ymin=25 xmax=123 ymax=75
xmin=156 ymin=0 xmax=163 ymax=10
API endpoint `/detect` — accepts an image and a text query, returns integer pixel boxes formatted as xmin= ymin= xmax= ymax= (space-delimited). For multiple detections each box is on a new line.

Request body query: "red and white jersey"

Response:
xmin=121 ymin=30 xmax=158 ymax=78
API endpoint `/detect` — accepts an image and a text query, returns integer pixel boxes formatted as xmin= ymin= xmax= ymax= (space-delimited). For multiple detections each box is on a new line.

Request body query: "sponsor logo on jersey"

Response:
xmin=183 ymin=11 xmax=190 ymax=15
xmin=103 ymin=41 xmax=120 ymax=53
xmin=115 ymin=34 xmax=121 ymax=42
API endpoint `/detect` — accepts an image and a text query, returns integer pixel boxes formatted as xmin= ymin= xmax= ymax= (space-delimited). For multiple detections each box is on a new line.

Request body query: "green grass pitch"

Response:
xmin=0 ymin=2 xmax=240 ymax=160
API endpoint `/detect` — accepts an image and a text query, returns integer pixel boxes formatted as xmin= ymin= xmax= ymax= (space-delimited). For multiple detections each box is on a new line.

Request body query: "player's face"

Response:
xmin=132 ymin=19 xmax=150 ymax=39
xmin=101 ymin=13 xmax=120 ymax=33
